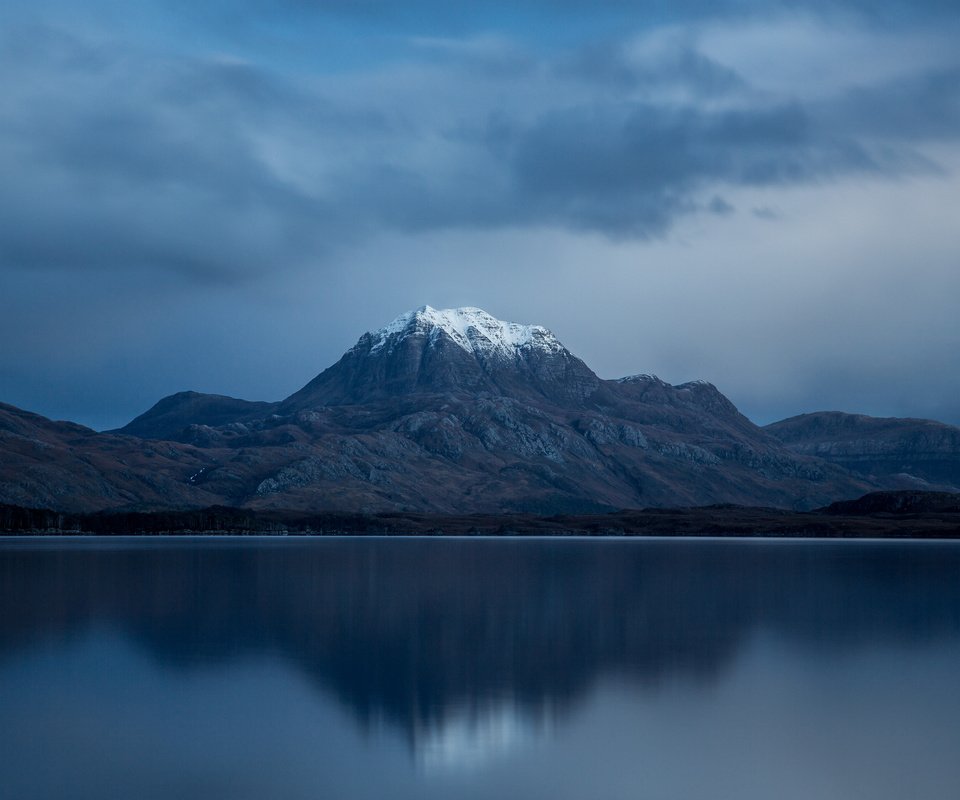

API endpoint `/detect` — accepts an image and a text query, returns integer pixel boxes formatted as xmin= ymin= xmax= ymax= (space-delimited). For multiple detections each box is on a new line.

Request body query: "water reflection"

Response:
xmin=2 ymin=538 xmax=960 ymax=796
xmin=414 ymin=700 xmax=553 ymax=773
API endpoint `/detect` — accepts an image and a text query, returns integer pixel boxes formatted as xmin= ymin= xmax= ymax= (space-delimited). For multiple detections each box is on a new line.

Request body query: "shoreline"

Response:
xmin=3 ymin=501 xmax=960 ymax=539
xmin=5 ymin=531 xmax=960 ymax=542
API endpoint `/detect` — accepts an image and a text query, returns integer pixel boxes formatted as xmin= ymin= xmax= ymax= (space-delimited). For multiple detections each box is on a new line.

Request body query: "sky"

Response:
xmin=1 ymin=0 xmax=959 ymax=430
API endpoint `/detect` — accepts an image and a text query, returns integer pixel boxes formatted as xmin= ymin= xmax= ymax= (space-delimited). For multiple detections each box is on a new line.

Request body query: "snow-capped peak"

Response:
xmin=616 ymin=374 xmax=664 ymax=384
xmin=365 ymin=306 xmax=565 ymax=359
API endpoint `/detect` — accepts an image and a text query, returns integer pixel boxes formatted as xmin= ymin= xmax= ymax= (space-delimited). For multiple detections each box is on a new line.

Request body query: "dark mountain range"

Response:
xmin=1 ymin=305 xmax=941 ymax=514
xmin=766 ymin=411 xmax=960 ymax=490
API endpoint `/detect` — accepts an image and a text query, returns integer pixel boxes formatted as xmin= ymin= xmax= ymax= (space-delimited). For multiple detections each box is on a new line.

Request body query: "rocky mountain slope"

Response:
xmin=0 ymin=403 xmax=218 ymax=510
xmin=766 ymin=412 xmax=960 ymax=490
xmin=0 ymin=306 xmax=891 ymax=512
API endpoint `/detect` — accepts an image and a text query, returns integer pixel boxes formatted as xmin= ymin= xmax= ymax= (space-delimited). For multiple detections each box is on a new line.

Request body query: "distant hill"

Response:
xmin=821 ymin=490 xmax=960 ymax=516
xmin=113 ymin=391 xmax=277 ymax=440
xmin=765 ymin=412 xmax=960 ymax=490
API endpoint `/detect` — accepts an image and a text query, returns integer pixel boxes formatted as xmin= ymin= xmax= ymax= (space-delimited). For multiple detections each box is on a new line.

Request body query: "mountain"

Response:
xmin=766 ymin=412 xmax=960 ymax=490
xmin=0 ymin=307 xmax=886 ymax=513
xmin=282 ymin=306 xmax=601 ymax=409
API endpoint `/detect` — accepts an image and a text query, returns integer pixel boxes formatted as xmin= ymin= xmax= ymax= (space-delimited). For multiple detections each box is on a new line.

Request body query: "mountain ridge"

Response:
xmin=3 ymin=306 xmax=953 ymax=513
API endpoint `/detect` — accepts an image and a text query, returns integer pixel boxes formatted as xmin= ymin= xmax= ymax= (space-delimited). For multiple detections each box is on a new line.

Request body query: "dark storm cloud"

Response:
xmin=476 ymin=101 xmax=877 ymax=236
xmin=557 ymin=41 xmax=745 ymax=96
xmin=708 ymin=196 xmax=735 ymax=216
xmin=829 ymin=67 xmax=960 ymax=141
xmin=328 ymin=96 xmax=884 ymax=239
xmin=1 ymin=10 xmax=958 ymax=286
xmin=0 ymin=27 xmax=392 ymax=281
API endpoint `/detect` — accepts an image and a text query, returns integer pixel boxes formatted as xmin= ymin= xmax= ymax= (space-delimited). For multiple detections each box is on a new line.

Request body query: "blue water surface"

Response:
xmin=2 ymin=537 xmax=959 ymax=800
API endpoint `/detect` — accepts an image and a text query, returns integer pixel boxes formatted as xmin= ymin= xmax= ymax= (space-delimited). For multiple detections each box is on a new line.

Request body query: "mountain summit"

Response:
xmin=283 ymin=306 xmax=600 ymax=409
xmin=368 ymin=306 xmax=566 ymax=360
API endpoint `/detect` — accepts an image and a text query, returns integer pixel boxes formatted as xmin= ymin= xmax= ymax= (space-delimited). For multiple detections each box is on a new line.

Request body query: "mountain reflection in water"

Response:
xmin=2 ymin=537 xmax=960 ymax=798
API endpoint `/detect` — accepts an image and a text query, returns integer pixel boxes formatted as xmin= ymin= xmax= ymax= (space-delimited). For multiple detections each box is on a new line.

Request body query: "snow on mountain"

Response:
xmin=616 ymin=374 xmax=665 ymax=384
xmin=366 ymin=306 xmax=566 ymax=360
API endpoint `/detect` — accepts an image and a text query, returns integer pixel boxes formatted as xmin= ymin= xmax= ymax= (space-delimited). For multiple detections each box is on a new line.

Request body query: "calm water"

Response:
xmin=2 ymin=537 xmax=960 ymax=800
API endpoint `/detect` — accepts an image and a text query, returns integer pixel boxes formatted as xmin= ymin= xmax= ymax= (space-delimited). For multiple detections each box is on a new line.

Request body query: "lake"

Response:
xmin=2 ymin=537 xmax=959 ymax=799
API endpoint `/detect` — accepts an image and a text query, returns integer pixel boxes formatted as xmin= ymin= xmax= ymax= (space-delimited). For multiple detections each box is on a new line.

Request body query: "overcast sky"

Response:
xmin=2 ymin=0 xmax=959 ymax=430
